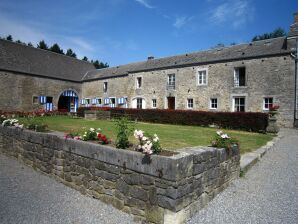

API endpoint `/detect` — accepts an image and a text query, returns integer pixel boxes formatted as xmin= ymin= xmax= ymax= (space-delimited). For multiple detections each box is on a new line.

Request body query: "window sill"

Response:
xmin=232 ymin=86 xmax=247 ymax=89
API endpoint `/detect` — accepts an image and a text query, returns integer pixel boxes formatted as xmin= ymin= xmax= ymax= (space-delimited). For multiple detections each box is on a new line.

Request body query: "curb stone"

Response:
xmin=240 ymin=130 xmax=285 ymax=174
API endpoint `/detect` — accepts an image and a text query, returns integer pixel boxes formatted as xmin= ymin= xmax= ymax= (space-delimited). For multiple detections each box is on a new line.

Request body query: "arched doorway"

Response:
xmin=58 ymin=90 xmax=79 ymax=112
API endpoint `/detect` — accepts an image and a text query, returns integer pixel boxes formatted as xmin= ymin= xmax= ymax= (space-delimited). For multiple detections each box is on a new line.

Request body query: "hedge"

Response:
xmin=77 ymin=107 xmax=269 ymax=132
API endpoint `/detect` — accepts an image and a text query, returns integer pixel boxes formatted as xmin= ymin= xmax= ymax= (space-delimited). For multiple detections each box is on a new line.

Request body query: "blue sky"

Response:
xmin=0 ymin=0 xmax=297 ymax=66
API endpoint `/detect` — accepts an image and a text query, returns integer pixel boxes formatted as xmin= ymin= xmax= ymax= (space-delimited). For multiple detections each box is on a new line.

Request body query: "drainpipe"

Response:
xmin=295 ymin=38 xmax=298 ymax=125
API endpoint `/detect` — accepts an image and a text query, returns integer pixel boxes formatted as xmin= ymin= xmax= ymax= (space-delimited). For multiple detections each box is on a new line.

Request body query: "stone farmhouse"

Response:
xmin=1 ymin=14 xmax=298 ymax=127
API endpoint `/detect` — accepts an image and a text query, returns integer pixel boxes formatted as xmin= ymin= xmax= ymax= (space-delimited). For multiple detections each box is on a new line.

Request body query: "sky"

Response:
xmin=0 ymin=0 xmax=297 ymax=67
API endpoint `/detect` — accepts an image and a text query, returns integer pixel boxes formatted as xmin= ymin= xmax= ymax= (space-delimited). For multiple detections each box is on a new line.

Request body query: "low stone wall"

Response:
xmin=0 ymin=126 xmax=240 ymax=224
xmin=84 ymin=110 xmax=111 ymax=120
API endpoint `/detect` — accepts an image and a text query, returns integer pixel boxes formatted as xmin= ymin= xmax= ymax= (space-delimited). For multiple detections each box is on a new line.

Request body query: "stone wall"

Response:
xmin=0 ymin=126 xmax=240 ymax=224
xmin=82 ymin=55 xmax=295 ymax=127
xmin=0 ymin=71 xmax=81 ymax=111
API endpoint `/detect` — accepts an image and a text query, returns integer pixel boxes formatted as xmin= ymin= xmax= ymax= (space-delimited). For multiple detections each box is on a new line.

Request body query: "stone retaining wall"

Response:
xmin=0 ymin=126 xmax=240 ymax=224
xmin=84 ymin=110 xmax=111 ymax=120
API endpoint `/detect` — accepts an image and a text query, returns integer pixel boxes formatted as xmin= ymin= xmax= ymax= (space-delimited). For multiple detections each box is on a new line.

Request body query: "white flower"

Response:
xmin=97 ymin=128 xmax=101 ymax=132
xmin=146 ymin=140 xmax=151 ymax=144
xmin=90 ymin=128 xmax=95 ymax=132
xmin=216 ymin=130 xmax=223 ymax=136
xmin=134 ymin=130 xmax=144 ymax=139
xmin=221 ymin=134 xmax=229 ymax=139
xmin=153 ymin=137 xmax=159 ymax=142
xmin=142 ymin=136 xmax=147 ymax=141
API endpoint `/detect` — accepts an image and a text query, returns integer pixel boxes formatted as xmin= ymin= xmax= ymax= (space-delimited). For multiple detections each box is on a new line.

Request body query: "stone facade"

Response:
xmin=0 ymin=126 xmax=240 ymax=224
xmin=82 ymin=55 xmax=295 ymax=127
xmin=0 ymin=71 xmax=81 ymax=111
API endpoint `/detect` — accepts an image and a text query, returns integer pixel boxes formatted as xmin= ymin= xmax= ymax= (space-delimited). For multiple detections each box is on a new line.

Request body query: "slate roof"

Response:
xmin=84 ymin=37 xmax=295 ymax=81
xmin=0 ymin=39 xmax=95 ymax=82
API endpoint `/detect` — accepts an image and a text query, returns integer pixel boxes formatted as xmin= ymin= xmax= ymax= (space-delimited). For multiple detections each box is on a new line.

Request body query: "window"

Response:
xmin=187 ymin=98 xmax=193 ymax=109
xmin=234 ymin=97 xmax=245 ymax=112
xmin=234 ymin=67 xmax=246 ymax=87
xmin=198 ymin=70 xmax=207 ymax=85
xmin=32 ymin=96 xmax=38 ymax=104
xmin=46 ymin=96 xmax=53 ymax=104
xmin=136 ymin=77 xmax=142 ymax=89
xmin=152 ymin=99 xmax=157 ymax=108
xmin=85 ymin=99 xmax=90 ymax=105
xmin=167 ymin=74 xmax=175 ymax=90
xmin=103 ymin=82 xmax=108 ymax=93
xmin=137 ymin=98 xmax=143 ymax=109
xmin=210 ymin=98 xmax=218 ymax=109
xmin=263 ymin=97 xmax=273 ymax=110
xmin=96 ymin=98 xmax=102 ymax=105
xmin=110 ymin=97 xmax=116 ymax=107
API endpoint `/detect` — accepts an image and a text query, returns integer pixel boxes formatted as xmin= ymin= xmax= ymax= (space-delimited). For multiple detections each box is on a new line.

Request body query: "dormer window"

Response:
xmin=103 ymin=82 xmax=108 ymax=93
xmin=234 ymin=67 xmax=246 ymax=87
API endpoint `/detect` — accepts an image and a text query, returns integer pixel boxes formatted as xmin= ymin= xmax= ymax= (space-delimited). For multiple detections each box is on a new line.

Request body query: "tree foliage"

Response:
xmin=6 ymin=35 xmax=13 ymax=41
xmin=37 ymin=40 xmax=49 ymax=50
xmin=82 ymin=56 xmax=88 ymax=61
xmin=66 ymin=49 xmax=77 ymax=58
xmin=252 ymin=27 xmax=286 ymax=42
xmin=93 ymin=60 xmax=109 ymax=69
xmin=49 ymin=43 xmax=64 ymax=54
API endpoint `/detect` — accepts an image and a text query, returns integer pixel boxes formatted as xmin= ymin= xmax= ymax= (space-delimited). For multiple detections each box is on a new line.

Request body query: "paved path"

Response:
xmin=0 ymin=154 xmax=134 ymax=224
xmin=188 ymin=128 xmax=298 ymax=224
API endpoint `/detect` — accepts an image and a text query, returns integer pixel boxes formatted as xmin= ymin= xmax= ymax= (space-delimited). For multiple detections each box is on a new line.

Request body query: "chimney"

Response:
xmin=147 ymin=56 xmax=154 ymax=60
xmin=294 ymin=12 xmax=298 ymax=23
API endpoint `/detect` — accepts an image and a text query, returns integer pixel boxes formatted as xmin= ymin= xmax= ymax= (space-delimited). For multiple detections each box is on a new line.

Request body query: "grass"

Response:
xmin=18 ymin=115 xmax=273 ymax=154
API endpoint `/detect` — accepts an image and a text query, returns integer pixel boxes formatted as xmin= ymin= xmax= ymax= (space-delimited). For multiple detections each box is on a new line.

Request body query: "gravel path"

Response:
xmin=188 ymin=128 xmax=298 ymax=224
xmin=0 ymin=154 xmax=134 ymax=224
xmin=1 ymin=129 xmax=297 ymax=224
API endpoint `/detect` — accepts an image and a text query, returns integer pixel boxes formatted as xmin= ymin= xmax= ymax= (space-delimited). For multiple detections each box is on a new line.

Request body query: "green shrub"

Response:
xmin=115 ymin=117 xmax=134 ymax=149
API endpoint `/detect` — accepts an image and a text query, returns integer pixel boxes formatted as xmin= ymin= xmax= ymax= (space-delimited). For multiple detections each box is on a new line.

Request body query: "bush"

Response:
xmin=115 ymin=117 xmax=134 ymax=149
xmin=110 ymin=108 xmax=268 ymax=132
xmin=78 ymin=107 xmax=268 ymax=132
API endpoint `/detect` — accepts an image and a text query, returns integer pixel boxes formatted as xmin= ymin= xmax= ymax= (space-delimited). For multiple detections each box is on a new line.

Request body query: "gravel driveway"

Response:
xmin=188 ymin=128 xmax=298 ymax=224
xmin=0 ymin=154 xmax=134 ymax=224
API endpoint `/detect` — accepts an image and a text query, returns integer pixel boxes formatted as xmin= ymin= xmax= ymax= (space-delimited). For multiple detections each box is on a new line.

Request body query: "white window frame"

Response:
xmin=210 ymin=98 xmax=218 ymax=110
xmin=263 ymin=97 xmax=273 ymax=111
xmin=187 ymin=98 xmax=194 ymax=109
xmin=136 ymin=77 xmax=142 ymax=89
xmin=96 ymin=98 xmax=102 ymax=105
xmin=103 ymin=82 xmax=108 ymax=93
xmin=233 ymin=97 xmax=246 ymax=112
xmin=167 ymin=74 xmax=176 ymax=89
xmin=234 ymin=67 xmax=246 ymax=87
xmin=152 ymin=99 xmax=157 ymax=108
xmin=197 ymin=69 xmax=208 ymax=86
xmin=137 ymin=98 xmax=143 ymax=109
xmin=85 ymin=98 xmax=91 ymax=106
xmin=109 ymin=97 xmax=116 ymax=108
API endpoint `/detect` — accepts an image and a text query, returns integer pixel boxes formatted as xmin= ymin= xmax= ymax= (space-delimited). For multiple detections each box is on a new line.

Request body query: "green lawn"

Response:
xmin=18 ymin=116 xmax=273 ymax=154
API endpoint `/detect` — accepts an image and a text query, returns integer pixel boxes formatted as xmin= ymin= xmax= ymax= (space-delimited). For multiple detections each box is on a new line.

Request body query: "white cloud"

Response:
xmin=0 ymin=15 xmax=45 ymax=44
xmin=68 ymin=37 xmax=94 ymax=52
xmin=135 ymin=0 xmax=154 ymax=9
xmin=210 ymin=0 xmax=254 ymax=28
xmin=173 ymin=16 xmax=193 ymax=29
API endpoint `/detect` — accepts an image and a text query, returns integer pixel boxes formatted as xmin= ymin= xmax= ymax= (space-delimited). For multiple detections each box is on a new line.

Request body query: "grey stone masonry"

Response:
xmin=0 ymin=126 xmax=240 ymax=224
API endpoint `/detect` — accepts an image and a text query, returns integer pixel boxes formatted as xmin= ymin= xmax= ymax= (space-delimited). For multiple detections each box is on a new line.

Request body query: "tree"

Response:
xmin=66 ymin=49 xmax=77 ymax=58
xmin=15 ymin=40 xmax=24 ymax=44
xmin=82 ymin=56 xmax=88 ymax=61
xmin=252 ymin=27 xmax=286 ymax=41
xmin=93 ymin=60 xmax=109 ymax=69
xmin=6 ymin=35 xmax=13 ymax=41
xmin=27 ymin=42 xmax=33 ymax=47
xmin=37 ymin=40 xmax=49 ymax=50
xmin=50 ymin=43 xmax=64 ymax=54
